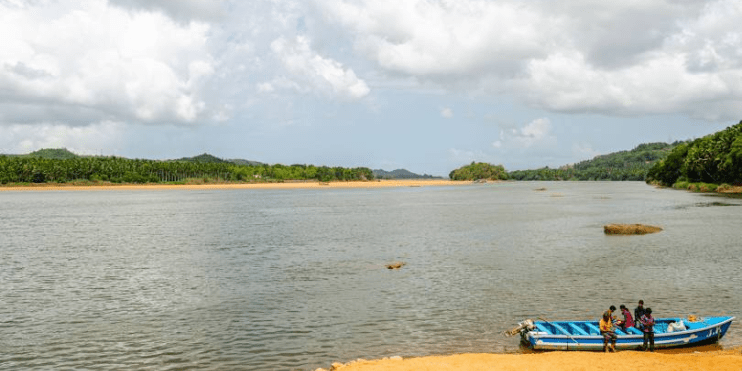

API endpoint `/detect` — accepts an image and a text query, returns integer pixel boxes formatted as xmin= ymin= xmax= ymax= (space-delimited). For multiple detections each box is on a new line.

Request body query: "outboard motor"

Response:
xmin=504 ymin=319 xmax=535 ymax=337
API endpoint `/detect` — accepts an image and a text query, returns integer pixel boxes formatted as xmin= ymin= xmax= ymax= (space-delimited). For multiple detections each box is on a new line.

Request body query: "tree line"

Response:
xmin=508 ymin=142 xmax=678 ymax=181
xmin=0 ymin=155 xmax=375 ymax=184
xmin=646 ymin=120 xmax=742 ymax=187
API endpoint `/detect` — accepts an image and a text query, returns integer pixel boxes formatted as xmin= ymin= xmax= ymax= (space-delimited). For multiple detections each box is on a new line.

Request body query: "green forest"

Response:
xmin=507 ymin=142 xmax=679 ymax=181
xmin=646 ymin=120 xmax=742 ymax=188
xmin=0 ymin=149 xmax=374 ymax=184
xmin=449 ymin=162 xmax=508 ymax=181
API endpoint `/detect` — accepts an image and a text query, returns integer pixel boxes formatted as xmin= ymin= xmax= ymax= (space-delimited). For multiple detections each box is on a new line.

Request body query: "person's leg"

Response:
xmin=643 ymin=332 xmax=649 ymax=350
xmin=602 ymin=332 xmax=608 ymax=352
xmin=649 ymin=332 xmax=655 ymax=352
xmin=610 ymin=333 xmax=617 ymax=352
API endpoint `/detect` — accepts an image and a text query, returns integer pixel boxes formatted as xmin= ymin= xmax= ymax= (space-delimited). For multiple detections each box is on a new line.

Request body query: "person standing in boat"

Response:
xmin=634 ymin=300 xmax=646 ymax=330
xmin=619 ymin=304 xmax=634 ymax=331
xmin=599 ymin=312 xmax=617 ymax=352
xmin=640 ymin=308 xmax=655 ymax=351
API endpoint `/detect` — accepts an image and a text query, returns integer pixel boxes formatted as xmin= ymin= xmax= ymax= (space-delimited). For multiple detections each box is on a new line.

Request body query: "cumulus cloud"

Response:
xmin=0 ymin=0 xmax=214 ymax=127
xmin=494 ymin=118 xmax=555 ymax=149
xmin=318 ymin=0 xmax=552 ymax=78
xmin=268 ymin=35 xmax=370 ymax=99
xmin=108 ymin=0 xmax=226 ymax=22
xmin=316 ymin=0 xmax=742 ymax=121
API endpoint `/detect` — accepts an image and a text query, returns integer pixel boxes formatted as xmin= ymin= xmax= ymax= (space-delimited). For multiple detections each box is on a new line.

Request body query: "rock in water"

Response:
xmin=386 ymin=262 xmax=406 ymax=269
xmin=604 ymin=224 xmax=662 ymax=235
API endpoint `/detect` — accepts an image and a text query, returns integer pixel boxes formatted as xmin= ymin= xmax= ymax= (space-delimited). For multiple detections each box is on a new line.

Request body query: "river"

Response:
xmin=1 ymin=182 xmax=740 ymax=370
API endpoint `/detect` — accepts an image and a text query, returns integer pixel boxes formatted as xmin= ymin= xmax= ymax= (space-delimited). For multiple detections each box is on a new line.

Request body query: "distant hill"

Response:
xmin=176 ymin=153 xmax=265 ymax=166
xmin=176 ymin=153 xmax=228 ymax=163
xmin=228 ymin=158 xmax=266 ymax=166
xmin=508 ymin=142 xmax=680 ymax=181
xmin=28 ymin=148 xmax=79 ymax=159
xmin=373 ymin=169 xmax=441 ymax=179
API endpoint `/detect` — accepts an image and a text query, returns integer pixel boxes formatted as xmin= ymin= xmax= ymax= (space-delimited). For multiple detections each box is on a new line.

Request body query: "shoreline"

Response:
xmin=0 ymin=179 xmax=476 ymax=192
xmin=326 ymin=348 xmax=742 ymax=371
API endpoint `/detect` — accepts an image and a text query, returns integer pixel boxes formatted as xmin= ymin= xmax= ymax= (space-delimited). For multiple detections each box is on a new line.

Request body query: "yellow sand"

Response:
xmin=0 ymin=179 xmax=472 ymax=191
xmin=330 ymin=349 xmax=742 ymax=371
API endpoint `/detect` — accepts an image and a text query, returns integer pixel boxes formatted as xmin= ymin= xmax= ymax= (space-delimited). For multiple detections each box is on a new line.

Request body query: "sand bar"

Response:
xmin=0 ymin=179 xmax=475 ymax=191
xmin=331 ymin=349 xmax=742 ymax=371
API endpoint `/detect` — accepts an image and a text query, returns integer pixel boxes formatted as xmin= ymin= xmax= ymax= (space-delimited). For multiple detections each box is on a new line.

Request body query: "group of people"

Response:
xmin=599 ymin=300 xmax=655 ymax=352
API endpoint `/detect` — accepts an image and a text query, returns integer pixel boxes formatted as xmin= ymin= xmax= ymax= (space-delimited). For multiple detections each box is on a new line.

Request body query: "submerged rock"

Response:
xmin=604 ymin=224 xmax=663 ymax=235
xmin=386 ymin=262 xmax=406 ymax=269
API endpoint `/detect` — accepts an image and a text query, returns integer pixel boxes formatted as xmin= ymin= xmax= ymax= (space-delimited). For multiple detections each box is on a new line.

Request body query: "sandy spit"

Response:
xmin=0 ymin=179 xmax=477 ymax=192
xmin=330 ymin=349 xmax=742 ymax=371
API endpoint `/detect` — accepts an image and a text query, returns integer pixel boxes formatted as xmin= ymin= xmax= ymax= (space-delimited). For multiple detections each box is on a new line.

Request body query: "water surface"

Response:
xmin=1 ymin=182 xmax=740 ymax=370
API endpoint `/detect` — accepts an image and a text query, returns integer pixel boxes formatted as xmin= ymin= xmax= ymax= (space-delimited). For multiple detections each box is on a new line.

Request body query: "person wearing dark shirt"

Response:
xmin=640 ymin=308 xmax=655 ymax=351
xmin=634 ymin=300 xmax=646 ymax=329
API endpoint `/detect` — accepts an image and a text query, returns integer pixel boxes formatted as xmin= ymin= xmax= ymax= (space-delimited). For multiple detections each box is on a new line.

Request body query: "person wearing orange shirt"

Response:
xmin=599 ymin=312 xmax=617 ymax=352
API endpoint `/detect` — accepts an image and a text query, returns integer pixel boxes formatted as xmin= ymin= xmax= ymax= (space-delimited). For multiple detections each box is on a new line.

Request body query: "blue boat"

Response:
xmin=507 ymin=316 xmax=734 ymax=351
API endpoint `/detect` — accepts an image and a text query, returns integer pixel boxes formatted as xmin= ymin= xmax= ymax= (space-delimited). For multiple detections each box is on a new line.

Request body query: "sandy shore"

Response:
xmin=328 ymin=349 xmax=742 ymax=371
xmin=0 ymin=179 xmax=474 ymax=191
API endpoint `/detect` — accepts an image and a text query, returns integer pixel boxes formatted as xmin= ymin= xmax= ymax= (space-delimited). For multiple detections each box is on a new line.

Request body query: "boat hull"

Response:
xmin=521 ymin=316 xmax=734 ymax=351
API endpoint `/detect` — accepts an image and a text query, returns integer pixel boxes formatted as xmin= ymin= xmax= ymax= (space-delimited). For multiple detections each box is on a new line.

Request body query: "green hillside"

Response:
xmin=646 ymin=120 xmax=742 ymax=187
xmin=28 ymin=148 xmax=79 ymax=159
xmin=508 ymin=142 xmax=679 ymax=181
xmin=177 ymin=153 xmax=228 ymax=163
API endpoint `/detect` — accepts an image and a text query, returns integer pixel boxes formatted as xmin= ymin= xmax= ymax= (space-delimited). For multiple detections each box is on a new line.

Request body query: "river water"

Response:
xmin=1 ymin=182 xmax=740 ymax=370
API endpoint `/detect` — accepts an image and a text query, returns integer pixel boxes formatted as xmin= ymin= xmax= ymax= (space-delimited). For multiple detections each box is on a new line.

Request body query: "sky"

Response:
xmin=1 ymin=0 xmax=741 ymax=176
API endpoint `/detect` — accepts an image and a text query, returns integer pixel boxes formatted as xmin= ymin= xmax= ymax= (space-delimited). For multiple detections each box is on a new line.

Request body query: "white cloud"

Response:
xmin=108 ymin=0 xmax=226 ymax=23
xmin=316 ymin=0 xmax=742 ymax=121
xmin=268 ymin=35 xmax=370 ymax=99
xmin=0 ymin=0 xmax=214 ymax=127
xmin=495 ymin=118 xmax=555 ymax=149
xmin=0 ymin=121 xmax=125 ymax=155
xmin=318 ymin=0 xmax=552 ymax=77
xmin=440 ymin=107 xmax=453 ymax=118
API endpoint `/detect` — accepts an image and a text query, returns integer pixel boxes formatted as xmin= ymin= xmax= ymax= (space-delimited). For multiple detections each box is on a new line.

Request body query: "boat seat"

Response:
xmin=585 ymin=323 xmax=601 ymax=335
xmin=626 ymin=327 xmax=642 ymax=335
xmin=552 ymin=323 xmax=571 ymax=336
xmin=568 ymin=323 xmax=589 ymax=336
xmin=535 ymin=323 xmax=551 ymax=333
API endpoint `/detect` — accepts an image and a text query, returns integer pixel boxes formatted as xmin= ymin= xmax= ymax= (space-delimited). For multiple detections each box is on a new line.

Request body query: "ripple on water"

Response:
xmin=1 ymin=184 xmax=741 ymax=370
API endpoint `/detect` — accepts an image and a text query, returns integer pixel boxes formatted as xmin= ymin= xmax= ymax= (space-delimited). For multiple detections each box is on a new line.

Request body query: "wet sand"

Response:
xmin=329 ymin=349 xmax=742 ymax=371
xmin=0 ymin=179 xmax=473 ymax=191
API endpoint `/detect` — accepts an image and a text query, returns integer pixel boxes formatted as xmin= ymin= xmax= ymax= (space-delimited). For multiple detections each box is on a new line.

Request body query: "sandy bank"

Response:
xmin=329 ymin=349 xmax=742 ymax=371
xmin=0 ymin=179 xmax=474 ymax=192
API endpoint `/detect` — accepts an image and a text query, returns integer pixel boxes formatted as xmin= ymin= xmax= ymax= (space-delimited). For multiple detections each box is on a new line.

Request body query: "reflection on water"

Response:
xmin=1 ymin=182 xmax=740 ymax=370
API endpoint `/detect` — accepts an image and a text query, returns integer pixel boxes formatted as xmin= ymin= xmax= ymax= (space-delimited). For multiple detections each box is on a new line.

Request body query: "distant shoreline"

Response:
xmin=0 ymin=179 xmax=476 ymax=191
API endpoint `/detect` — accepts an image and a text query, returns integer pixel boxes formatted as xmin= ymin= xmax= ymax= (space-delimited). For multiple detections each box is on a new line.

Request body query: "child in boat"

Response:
xmin=640 ymin=308 xmax=655 ymax=351
xmin=619 ymin=304 xmax=634 ymax=330
xmin=599 ymin=312 xmax=617 ymax=352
